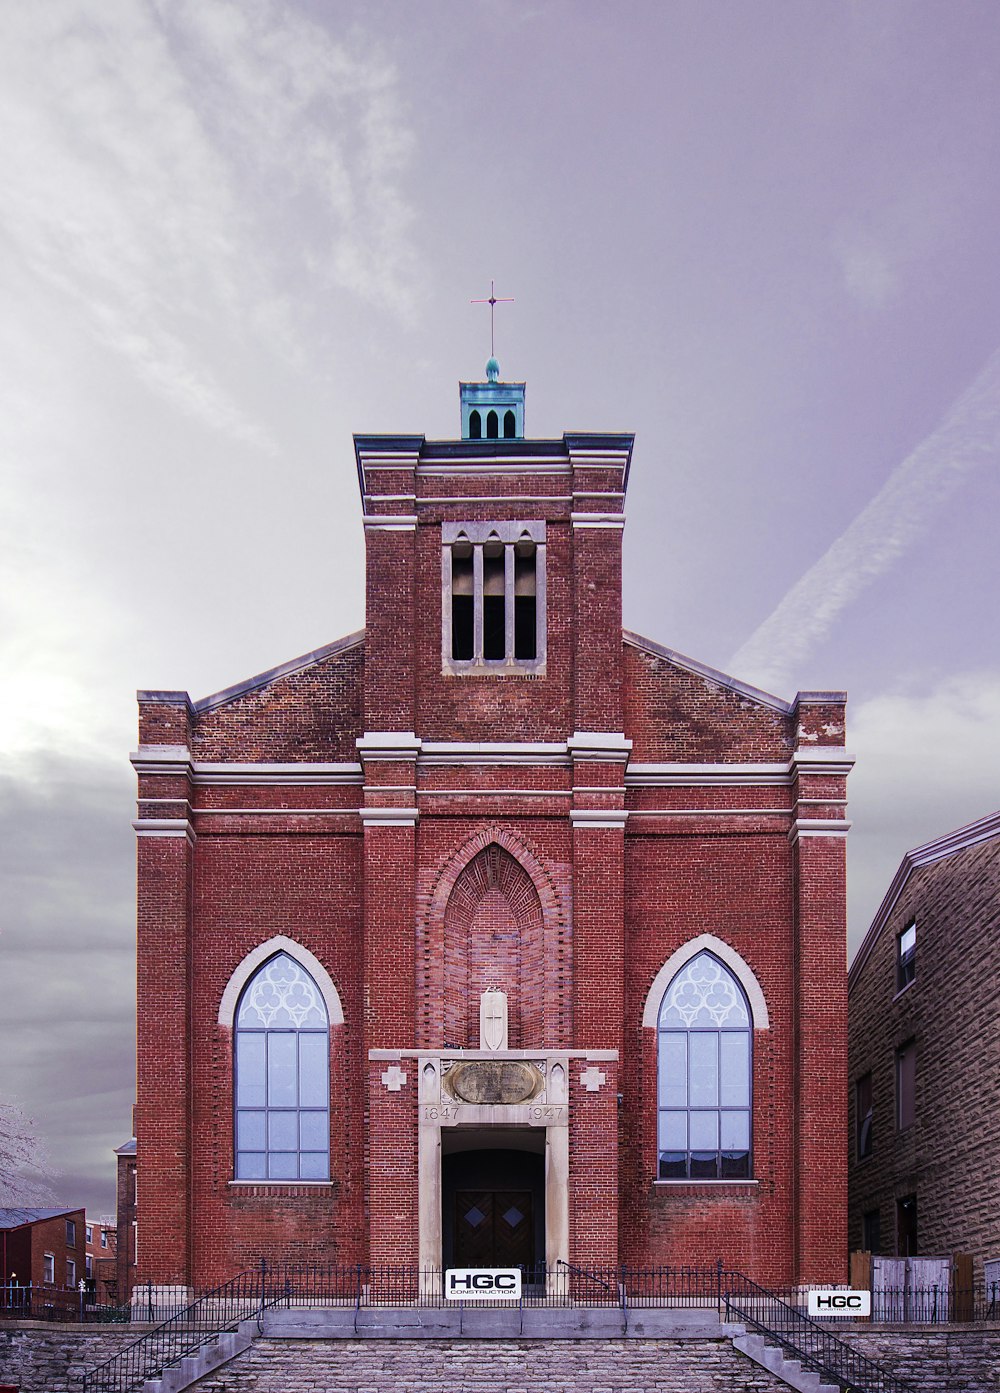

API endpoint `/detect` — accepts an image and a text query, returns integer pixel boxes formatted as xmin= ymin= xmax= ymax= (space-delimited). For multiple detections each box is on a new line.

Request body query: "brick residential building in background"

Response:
xmin=131 ymin=366 xmax=852 ymax=1300
xmin=848 ymin=810 xmax=1000 ymax=1273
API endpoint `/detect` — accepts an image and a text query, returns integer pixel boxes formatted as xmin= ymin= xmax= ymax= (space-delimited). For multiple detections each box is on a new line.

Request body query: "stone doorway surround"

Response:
xmin=369 ymin=1048 xmax=618 ymax=1277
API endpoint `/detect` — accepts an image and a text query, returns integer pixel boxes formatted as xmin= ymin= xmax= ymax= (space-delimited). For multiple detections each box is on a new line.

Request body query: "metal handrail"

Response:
xmin=723 ymin=1271 xmax=921 ymax=1393
xmin=556 ymin=1258 xmax=627 ymax=1333
xmin=78 ymin=1264 xmax=275 ymax=1393
xmin=76 ymin=1261 xmax=925 ymax=1393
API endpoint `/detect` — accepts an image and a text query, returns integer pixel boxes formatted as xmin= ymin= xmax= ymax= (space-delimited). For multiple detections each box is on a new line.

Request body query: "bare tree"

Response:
xmin=0 ymin=1098 xmax=56 ymax=1205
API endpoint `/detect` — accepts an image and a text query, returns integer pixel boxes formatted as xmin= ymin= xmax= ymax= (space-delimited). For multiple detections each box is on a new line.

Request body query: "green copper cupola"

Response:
xmin=460 ymin=360 xmax=525 ymax=440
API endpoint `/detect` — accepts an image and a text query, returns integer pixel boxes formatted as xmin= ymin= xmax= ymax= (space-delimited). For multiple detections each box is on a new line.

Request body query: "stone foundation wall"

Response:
xmin=0 ymin=1324 xmax=146 ymax=1393
xmin=843 ymin=1324 xmax=1000 ymax=1393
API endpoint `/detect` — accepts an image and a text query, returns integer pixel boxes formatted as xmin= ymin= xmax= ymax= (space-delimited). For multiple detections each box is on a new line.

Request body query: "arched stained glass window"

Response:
xmin=657 ymin=951 xmax=752 ymax=1180
xmin=235 ymin=953 xmax=330 ymax=1181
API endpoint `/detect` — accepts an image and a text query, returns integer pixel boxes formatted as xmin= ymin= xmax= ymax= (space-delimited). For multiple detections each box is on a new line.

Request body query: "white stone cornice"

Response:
xmin=626 ymin=762 xmax=791 ymax=788
xmin=570 ymin=809 xmax=628 ymax=829
xmin=571 ymin=512 xmax=626 ymax=528
xmin=791 ymin=747 xmax=855 ymax=776
xmin=132 ymin=818 xmax=196 ymax=843
xmin=567 ymin=732 xmax=632 ymax=762
xmin=362 ymin=514 xmax=417 ymax=530
xmin=130 ymin=745 xmax=192 ymax=774
xmin=788 ymin=818 xmax=852 ymax=843
xmin=357 ymin=732 xmax=422 ymax=761
xmin=369 ymin=1048 xmax=619 ymax=1061
xmin=360 ymin=807 xmax=419 ymax=826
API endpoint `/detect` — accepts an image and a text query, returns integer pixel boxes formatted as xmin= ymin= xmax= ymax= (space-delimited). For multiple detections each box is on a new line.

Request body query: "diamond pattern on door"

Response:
xmin=455 ymin=1190 xmax=534 ymax=1269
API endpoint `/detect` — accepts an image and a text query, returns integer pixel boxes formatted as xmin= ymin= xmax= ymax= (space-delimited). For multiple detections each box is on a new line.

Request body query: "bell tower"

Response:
xmin=460 ymin=357 xmax=526 ymax=439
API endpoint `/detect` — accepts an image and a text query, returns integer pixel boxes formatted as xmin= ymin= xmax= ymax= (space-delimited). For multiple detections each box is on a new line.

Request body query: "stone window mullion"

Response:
xmin=504 ymin=543 xmax=515 ymax=660
xmin=473 ymin=544 xmax=485 ymax=661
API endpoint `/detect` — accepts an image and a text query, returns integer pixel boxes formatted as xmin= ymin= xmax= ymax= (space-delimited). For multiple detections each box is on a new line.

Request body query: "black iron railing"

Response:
xmin=871 ymin=1280 xmax=1000 ymax=1323
xmin=76 ymin=1261 xmax=944 ymax=1393
xmin=724 ymin=1270 xmax=920 ymax=1393
xmin=79 ymin=1265 xmax=271 ymax=1393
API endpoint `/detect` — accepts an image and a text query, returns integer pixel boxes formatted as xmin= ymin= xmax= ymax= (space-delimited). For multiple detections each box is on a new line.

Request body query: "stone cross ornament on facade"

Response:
xmin=479 ymin=988 xmax=508 ymax=1052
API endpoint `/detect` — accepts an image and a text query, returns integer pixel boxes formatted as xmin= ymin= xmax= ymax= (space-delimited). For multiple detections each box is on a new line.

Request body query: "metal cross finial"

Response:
xmin=470 ymin=280 xmax=514 ymax=357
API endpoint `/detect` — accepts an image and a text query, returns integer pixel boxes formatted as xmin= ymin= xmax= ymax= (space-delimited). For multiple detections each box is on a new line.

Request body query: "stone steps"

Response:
xmin=189 ymin=1335 xmax=800 ymax=1392
xmin=733 ymin=1333 xmax=842 ymax=1392
xmin=142 ymin=1322 xmax=256 ymax=1393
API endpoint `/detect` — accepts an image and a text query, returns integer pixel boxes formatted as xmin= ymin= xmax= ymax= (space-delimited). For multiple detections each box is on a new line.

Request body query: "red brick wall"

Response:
xmin=133 ymin=432 xmax=849 ymax=1291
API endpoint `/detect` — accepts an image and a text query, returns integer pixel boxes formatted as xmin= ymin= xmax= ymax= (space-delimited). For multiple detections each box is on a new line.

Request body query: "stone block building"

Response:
xmin=848 ymin=809 xmax=1000 ymax=1270
xmin=131 ymin=366 xmax=852 ymax=1299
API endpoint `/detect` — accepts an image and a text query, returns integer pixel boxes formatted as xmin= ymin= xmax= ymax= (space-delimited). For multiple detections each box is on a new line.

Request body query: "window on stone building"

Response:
xmin=67 ymin=1258 xmax=76 ymax=1287
xmin=100 ymin=1230 xmax=108 ymax=1249
xmin=443 ymin=522 xmax=546 ymax=672
xmin=234 ymin=953 xmax=330 ymax=1181
xmin=896 ymin=1040 xmax=916 ymax=1130
xmin=85 ymin=1254 xmax=94 ymax=1279
xmin=896 ymin=1195 xmax=918 ymax=1256
xmin=855 ymin=1072 xmax=873 ymax=1160
xmin=896 ymin=921 xmax=916 ymax=991
xmin=65 ymin=1219 xmax=76 ymax=1247
xmin=43 ymin=1253 xmax=54 ymax=1284
xmin=863 ymin=1208 xmax=881 ymax=1254
xmin=85 ymin=1224 xmax=93 ymax=1245
xmin=657 ymin=952 xmax=752 ymax=1180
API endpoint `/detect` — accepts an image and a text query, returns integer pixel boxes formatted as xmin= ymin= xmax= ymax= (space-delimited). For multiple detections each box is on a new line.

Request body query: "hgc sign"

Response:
xmin=445 ymin=1268 xmax=522 ymax=1301
xmin=807 ymin=1289 xmax=871 ymax=1317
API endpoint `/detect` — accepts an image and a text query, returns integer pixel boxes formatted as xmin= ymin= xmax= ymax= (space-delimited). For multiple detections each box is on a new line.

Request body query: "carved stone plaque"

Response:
xmin=446 ymin=1060 xmax=542 ymax=1106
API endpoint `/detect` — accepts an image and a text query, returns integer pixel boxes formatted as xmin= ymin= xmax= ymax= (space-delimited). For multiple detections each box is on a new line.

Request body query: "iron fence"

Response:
xmin=871 ymin=1281 xmax=1000 ymax=1324
xmin=0 ymin=1282 xmax=129 ymax=1324
xmin=724 ymin=1272 xmax=920 ymax=1393
xmin=77 ymin=1261 xmax=955 ymax=1393
xmin=80 ymin=1268 xmax=270 ymax=1393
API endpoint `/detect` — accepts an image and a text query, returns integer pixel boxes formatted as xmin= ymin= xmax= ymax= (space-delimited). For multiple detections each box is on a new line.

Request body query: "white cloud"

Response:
xmin=729 ymin=344 xmax=1000 ymax=694
xmin=0 ymin=0 xmax=418 ymax=444
xmin=847 ymin=672 xmax=1000 ymax=956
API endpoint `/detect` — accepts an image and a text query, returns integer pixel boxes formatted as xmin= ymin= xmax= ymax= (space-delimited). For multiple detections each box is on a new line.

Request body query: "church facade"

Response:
xmin=131 ymin=370 xmax=851 ymax=1296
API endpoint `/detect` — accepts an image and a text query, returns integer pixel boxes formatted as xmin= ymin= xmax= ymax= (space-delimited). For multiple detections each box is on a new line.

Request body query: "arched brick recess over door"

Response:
xmin=419 ymin=826 xmax=570 ymax=1049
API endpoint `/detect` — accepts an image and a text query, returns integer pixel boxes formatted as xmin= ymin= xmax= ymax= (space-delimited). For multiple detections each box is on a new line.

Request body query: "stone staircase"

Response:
xmin=734 ymin=1332 xmax=841 ymax=1392
xmin=186 ymin=1335 xmax=827 ymax=1392
xmin=140 ymin=1323 xmax=256 ymax=1393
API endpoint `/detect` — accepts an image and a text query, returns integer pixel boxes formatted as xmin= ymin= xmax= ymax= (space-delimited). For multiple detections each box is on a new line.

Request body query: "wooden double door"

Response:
xmin=442 ymin=1147 xmax=544 ymax=1273
xmin=454 ymin=1188 xmax=534 ymax=1269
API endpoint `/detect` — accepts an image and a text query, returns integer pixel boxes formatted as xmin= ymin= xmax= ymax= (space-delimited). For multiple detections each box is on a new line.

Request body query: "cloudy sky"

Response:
xmin=1 ymin=0 xmax=999 ymax=1214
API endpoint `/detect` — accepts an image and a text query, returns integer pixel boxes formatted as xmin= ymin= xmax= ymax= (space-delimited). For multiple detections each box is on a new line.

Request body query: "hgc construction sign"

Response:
xmin=445 ymin=1268 xmax=522 ymax=1301
xmin=807 ymin=1289 xmax=871 ymax=1317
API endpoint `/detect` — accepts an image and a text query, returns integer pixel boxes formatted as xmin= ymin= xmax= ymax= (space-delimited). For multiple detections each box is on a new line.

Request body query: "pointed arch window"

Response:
xmin=657 ymin=951 xmax=752 ymax=1180
xmin=234 ymin=953 xmax=330 ymax=1181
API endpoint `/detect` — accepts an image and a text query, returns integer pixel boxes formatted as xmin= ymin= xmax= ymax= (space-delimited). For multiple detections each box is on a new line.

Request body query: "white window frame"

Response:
xmin=442 ymin=520 xmax=546 ymax=675
xmin=43 ymin=1252 xmax=55 ymax=1285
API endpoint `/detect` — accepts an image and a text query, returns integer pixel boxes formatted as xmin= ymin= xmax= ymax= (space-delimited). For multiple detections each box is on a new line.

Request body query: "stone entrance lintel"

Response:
xmin=369 ymin=1048 xmax=619 ymax=1061
xmin=399 ymin=1050 xmax=619 ymax=1278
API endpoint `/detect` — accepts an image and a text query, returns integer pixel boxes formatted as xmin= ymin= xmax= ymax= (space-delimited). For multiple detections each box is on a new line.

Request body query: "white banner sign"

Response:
xmin=445 ymin=1268 xmax=522 ymax=1301
xmin=807 ymin=1289 xmax=871 ymax=1317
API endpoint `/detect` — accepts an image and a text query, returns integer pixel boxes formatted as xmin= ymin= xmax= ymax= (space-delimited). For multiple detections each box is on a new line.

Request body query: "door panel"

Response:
xmin=454 ymin=1189 xmax=534 ymax=1269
